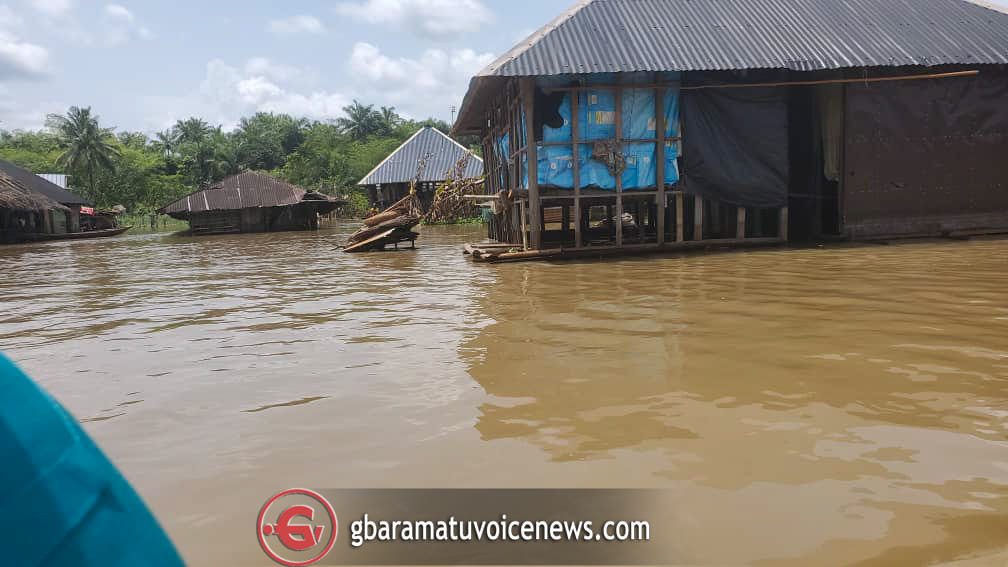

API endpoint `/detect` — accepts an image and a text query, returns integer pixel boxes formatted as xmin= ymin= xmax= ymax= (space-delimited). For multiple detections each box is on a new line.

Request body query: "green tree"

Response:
xmin=337 ymin=100 xmax=382 ymax=141
xmin=150 ymin=128 xmax=179 ymax=173
xmin=46 ymin=106 xmax=121 ymax=201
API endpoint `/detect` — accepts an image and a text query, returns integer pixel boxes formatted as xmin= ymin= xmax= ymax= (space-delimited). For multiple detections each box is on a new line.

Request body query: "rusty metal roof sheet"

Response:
xmin=357 ymin=126 xmax=483 ymax=186
xmin=158 ymin=171 xmax=316 ymax=215
xmin=0 ymin=159 xmax=89 ymax=206
xmin=456 ymin=0 xmax=1008 ymax=132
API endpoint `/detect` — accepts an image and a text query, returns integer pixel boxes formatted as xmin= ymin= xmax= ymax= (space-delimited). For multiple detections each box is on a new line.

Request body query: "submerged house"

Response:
xmin=0 ymin=159 xmax=90 ymax=234
xmin=453 ymin=0 xmax=1008 ymax=260
xmin=158 ymin=171 xmax=346 ymax=235
xmin=0 ymin=168 xmax=70 ymax=243
xmin=358 ymin=126 xmax=483 ymax=210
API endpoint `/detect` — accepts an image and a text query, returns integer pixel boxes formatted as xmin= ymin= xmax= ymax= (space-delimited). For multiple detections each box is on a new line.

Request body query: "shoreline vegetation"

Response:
xmin=1 ymin=103 xmax=482 ymax=224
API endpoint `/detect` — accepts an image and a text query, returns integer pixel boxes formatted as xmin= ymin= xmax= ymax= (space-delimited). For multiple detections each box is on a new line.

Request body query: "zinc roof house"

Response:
xmin=454 ymin=0 xmax=1008 ymax=261
xmin=158 ymin=171 xmax=346 ymax=235
xmin=358 ymin=126 xmax=483 ymax=210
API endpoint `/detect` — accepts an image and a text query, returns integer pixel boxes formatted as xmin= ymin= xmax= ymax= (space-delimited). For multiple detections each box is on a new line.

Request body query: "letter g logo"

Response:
xmin=258 ymin=489 xmax=338 ymax=566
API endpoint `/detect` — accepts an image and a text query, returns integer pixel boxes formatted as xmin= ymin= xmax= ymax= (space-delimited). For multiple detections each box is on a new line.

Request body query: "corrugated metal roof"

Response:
xmin=158 ymin=171 xmax=318 ymax=215
xmin=37 ymin=173 xmax=68 ymax=188
xmin=485 ymin=0 xmax=1008 ymax=76
xmin=0 ymin=159 xmax=89 ymax=206
xmin=456 ymin=0 xmax=1008 ymax=132
xmin=357 ymin=126 xmax=483 ymax=186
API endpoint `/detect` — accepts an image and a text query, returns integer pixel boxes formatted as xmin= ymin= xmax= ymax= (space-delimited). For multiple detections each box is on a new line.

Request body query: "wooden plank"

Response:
xmin=737 ymin=207 xmax=746 ymax=239
xmin=615 ymin=87 xmax=623 ymax=249
xmin=519 ymin=199 xmax=528 ymax=250
xmin=343 ymin=228 xmax=396 ymax=253
xmin=520 ymin=78 xmax=542 ymax=250
xmin=655 ymin=85 xmax=666 ymax=245
xmin=694 ymin=196 xmax=704 ymax=241
xmin=571 ymin=90 xmax=582 ymax=248
xmin=675 ymin=192 xmax=684 ymax=242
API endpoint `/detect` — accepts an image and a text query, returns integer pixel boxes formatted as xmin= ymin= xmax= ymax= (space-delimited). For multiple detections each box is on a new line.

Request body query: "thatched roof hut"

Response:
xmin=0 ymin=170 xmax=69 ymax=213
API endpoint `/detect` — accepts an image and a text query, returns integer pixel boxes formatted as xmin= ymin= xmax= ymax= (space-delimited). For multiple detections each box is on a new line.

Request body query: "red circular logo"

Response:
xmin=258 ymin=489 xmax=338 ymax=566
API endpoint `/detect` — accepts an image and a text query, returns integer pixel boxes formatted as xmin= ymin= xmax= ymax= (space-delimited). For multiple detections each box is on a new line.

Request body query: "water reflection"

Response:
xmin=1 ymin=227 xmax=1006 ymax=565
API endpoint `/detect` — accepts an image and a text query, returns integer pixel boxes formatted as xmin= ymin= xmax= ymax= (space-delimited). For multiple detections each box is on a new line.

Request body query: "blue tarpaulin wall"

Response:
xmin=0 ymin=354 xmax=184 ymax=567
xmin=538 ymin=88 xmax=680 ymax=190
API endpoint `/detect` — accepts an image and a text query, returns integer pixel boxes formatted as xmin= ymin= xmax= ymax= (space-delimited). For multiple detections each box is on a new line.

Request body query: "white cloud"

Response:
xmin=0 ymin=6 xmax=50 ymax=79
xmin=28 ymin=0 xmax=73 ymax=17
xmin=197 ymin=59 xmax=348 ymax=128
xmin=267 ymin=14 xmax=326 ymax=35
xmin=334 ymin=0 xmax=492 ymax=37
xmin=102 ymin=4 xmax=154 ymax=46
xmin=347 ymin=42 xmax=492 ymax=118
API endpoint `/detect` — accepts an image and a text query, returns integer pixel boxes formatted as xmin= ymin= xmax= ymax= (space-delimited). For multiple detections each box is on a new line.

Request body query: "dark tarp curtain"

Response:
xmin=682 ymin=87 xmax=789 ymax=208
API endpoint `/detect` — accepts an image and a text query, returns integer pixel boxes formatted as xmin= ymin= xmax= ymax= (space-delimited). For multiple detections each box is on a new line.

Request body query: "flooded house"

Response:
xmin=0 ymin=159 xmax=90 ymax=234
xmin=358 ymin=126 xmax=483 ymax=211
xmin=0 ymin=168 xmax=71 ymax=243
xmin=158 ymin=171 xmax=346 ymax=235
xmin=453 ymin=0 xmax=1008 ymax=261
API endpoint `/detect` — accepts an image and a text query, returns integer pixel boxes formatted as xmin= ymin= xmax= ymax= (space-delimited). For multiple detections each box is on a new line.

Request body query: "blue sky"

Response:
xmin=0 ymin=0 xmax=572 ymax=132
xmin=1 ymin=0 xmax=1006 ymax=133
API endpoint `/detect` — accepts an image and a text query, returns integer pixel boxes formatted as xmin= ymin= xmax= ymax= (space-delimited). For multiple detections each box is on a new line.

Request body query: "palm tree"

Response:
xmin=378 ymin=106 xmax=400 ymax=135
xmin=150 ymin=128 xmax=179 ymax=174
xmin=174 ymin=117 xmax=212 ymax=146
xmin=337 ymin=100 xmax=381 ymax=141
xmin=46 ymin=106 xmax=121 ymax=201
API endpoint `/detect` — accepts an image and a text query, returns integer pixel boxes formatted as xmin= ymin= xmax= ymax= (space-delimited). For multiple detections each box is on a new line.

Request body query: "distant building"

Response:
xmin=37 ymin=173 xmax=69 ymax=189
xmin=158 ymin=171 xmax=346 ymax=235
xmin=0 ymin=167 xmax=70 ymax=243
xmin=0 ymin=159 xmax=89 ymax=237
xmin=357 ymin=126 xmax=483 ymax=210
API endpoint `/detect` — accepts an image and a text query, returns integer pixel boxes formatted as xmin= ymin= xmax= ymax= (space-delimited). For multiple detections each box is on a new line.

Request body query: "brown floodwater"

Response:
xmin=1 ymin=222 xmax=1006 ymax=566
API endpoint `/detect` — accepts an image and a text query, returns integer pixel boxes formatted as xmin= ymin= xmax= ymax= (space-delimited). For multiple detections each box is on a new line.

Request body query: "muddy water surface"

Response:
xmin=1 ymin=223 xmax=1006 ymax=566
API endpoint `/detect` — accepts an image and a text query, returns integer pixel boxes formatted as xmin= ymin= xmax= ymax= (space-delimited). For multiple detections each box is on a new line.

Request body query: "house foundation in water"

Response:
xmin=453 ymin=0 xmax=1008 ymax=262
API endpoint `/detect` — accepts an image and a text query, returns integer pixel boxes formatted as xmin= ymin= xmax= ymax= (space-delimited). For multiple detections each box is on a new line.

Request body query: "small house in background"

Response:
xmin=0 ymin=159 xmax=89 ymax=234
xmin=358 ymin=126 xmax=483 ymax=211
xmin=0 ymin=168 xmax=70 ymax=243
xmin=158 ymin=171 xmax=347 ymax=235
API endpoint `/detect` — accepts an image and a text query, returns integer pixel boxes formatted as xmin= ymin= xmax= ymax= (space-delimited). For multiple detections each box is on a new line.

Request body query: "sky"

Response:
xmin=0 ymin=0 xmax=573 ymax=133
xmin=2 ymin=0 xmax=1007 ymax=134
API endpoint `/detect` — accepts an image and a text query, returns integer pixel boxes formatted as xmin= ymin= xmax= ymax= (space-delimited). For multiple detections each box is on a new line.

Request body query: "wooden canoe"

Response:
xmin=17 ymin=226 xmax=132 ymax=242
xmin=343 ymin=227 xmax=418 ymax=253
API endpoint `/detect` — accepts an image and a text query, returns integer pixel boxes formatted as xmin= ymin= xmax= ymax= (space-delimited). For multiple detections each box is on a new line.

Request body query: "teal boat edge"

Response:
xmin=0 ymin=354 xmax=185 ymax=566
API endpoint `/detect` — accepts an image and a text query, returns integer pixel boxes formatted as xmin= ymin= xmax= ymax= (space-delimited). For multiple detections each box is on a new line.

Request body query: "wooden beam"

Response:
xmin=520 ymin=78 xmax=542 ymax=250
xmin=675 ymin=192 xmax=684 ymax=242
xmin=655 ymin=86 xmax=666 ymax=246
xmin=694 ymin=197 xmax=703 ymax=241
xmin=737 ymin=206 xmax=746 ymax=239
xmin=571 ymin=89 xmax=582 ymax=248
xmin=519 ymin=199 xmax=528 ymax=250
xmin=615 ymin=87 xmax=623 ymax=249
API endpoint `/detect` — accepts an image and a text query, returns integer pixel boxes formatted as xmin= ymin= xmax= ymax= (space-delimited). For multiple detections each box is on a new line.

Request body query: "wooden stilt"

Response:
xmin=737 ymin=207 xmax=746 ymax=239
xmin=676 ymin=192 xmax=684 ymax=242
xmin=694 ymin=197 xmax=704 ymax=241
xmin=779 ymin=206 xmax=789 ymax=241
